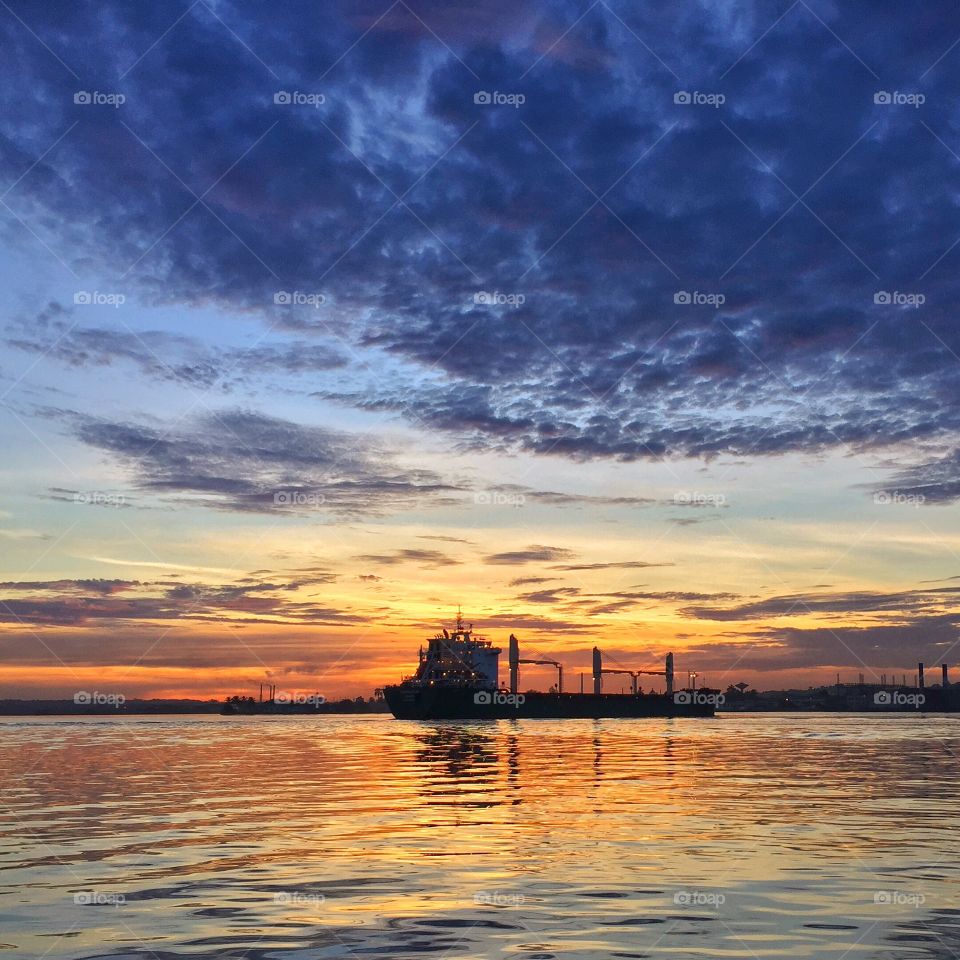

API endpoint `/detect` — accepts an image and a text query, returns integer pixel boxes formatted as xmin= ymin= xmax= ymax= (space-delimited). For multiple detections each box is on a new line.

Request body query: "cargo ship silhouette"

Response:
xmin=383 ymin=612 xmax=715 ymax=720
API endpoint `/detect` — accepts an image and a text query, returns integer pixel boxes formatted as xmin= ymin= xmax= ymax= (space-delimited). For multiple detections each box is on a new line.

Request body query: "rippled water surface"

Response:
xmin=3 ymin=714 xmax=959 ymax=959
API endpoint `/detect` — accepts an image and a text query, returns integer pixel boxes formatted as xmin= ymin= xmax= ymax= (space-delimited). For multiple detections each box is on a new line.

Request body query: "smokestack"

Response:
xmin=509 ymin=634 xmax=519 ymax=695
xmin=665 ymin=652 xmax=674 ymax=696
xmin=592 ymin=647 xmax=602 ymax=695
xmin=918 ymin=662 xmax=925 ymax=690
xmin=943 ymin=663 xmax=949 ymax=688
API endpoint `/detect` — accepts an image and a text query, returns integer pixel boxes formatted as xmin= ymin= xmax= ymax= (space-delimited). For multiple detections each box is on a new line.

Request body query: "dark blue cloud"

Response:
xmin=54 ymin=407 xmax=464 ymax=515
xmin=8 ymin=305 xmax=347 ymax=387
xmin=3 ymin=0 xmax=960 ymax=486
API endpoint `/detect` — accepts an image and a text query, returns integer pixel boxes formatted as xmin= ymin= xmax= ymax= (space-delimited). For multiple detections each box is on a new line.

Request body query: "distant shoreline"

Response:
xmin=0 ymin=699 xmax=391 ymax=716
xmin=2 ymin=701 xmax=959 ymax=717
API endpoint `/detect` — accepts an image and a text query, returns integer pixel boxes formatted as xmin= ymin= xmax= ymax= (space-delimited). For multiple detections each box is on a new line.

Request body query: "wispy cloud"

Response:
xmin=483 ymin=545 xmax=576 ymax=565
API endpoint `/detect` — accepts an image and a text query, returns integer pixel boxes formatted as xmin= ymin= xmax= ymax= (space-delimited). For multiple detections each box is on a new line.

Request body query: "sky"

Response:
xmin=3 ymin=0 xmax=960 ymax=700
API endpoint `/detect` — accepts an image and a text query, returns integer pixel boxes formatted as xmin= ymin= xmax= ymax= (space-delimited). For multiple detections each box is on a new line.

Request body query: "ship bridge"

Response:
xmin=409 ymin=612 xmax=501 ymax=687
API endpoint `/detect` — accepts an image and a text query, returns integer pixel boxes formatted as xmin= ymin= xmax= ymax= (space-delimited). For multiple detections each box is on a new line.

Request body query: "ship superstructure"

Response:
xmin=405 ymin=612 xmax=501 ymax=690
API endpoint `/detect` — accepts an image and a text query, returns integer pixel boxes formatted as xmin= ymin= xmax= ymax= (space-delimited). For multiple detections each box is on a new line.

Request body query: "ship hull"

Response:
xmin=383 ymin=685 xmax=714 ymax=720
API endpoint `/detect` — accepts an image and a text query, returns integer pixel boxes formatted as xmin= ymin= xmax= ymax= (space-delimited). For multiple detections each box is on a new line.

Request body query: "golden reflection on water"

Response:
xmin=2 ymin=714 xmax=959 ymax=959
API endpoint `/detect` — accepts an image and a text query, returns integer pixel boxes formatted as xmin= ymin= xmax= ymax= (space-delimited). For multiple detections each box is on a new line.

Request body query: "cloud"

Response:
xmin=3 ymin=0 xmax=960 ymax=478
xmin=0 ymin=579 xmax=139 ymax=595
xmin=483 ymin=544 xmax=576 ymax=565
xmin=514 ymin=586 xmax=742 ymax=616
xmin=550 ymin=561 xmax=674 ymax=571
xmin=7 ymin=313 xmax=348 ymax=389
xmin=486 ymin=485 xmax=657 ymax=507
xmin=679 ymin=589 xmax=946 ymax=621
xmin=471 ymin=612 xmax=595 ymax=634
xmin=353 ymin=548 xmax=460 ymax=566
xmin=872 ymin=448 xmax=960 ymax=504
xmin=81 ymin=556 xmax=241 ymax=574
xmin=44 ymin=487 xmax=137 ymax=509
xmin=54 ymin=408 xmax=463 ymax=516
xmin=417 ymin=534 xmax=475 ymax=543
xmin=0 ymin=527 xmax=50 ymax=540
xmin=516 ymin=586 xmax=581 ymax=604
xmin=0 ymin=572 xmax=367 ymax=627
xmin=677 ymin=618 xmax=960 ymax=674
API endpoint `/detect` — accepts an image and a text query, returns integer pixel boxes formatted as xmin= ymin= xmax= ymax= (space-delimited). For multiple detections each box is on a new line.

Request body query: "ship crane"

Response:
xmin=508 ymin=634 xmax=564 ymax=694
xmin=597 ymin=664 xmax=674 ymax=694
xmin=592 ymin=647 xmax=675 ymax=696
xmin=598 ymin=667 xmax=642 ymax=694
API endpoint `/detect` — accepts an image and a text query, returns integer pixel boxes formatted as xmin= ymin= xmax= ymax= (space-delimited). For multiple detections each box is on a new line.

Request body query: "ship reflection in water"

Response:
xmin=1 ymin=714 xmax=958 ymax=960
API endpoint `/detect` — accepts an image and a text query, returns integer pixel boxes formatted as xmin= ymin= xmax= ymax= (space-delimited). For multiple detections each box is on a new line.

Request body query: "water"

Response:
xmin=2 ymin=713 xmax=959 ymax=960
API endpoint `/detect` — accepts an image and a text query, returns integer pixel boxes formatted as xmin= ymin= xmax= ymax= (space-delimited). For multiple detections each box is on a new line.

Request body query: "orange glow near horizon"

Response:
xmin=4 ymin=455 xmax=959 ymax=701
